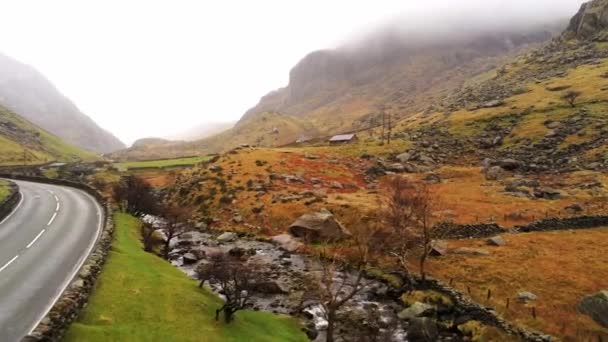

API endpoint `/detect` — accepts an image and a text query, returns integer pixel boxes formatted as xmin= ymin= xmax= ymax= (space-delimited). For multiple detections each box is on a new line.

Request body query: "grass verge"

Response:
xmin=65 ymin=212 xmax=307 ymax=342
xmin=114 ymin=156 xmax=210 ymax=170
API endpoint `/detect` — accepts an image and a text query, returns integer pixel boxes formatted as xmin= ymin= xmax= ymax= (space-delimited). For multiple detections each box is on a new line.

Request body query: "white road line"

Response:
xmin=56 ymin=202 xmax=60 ymax=211
xmin=0 ymin=192 xmax=24 ymax=225
xmin=27 ymin=189 xmax=104 ymax=335
xmin=0 ymin=255 xmax=19 ymax=273
xmin=26 ymin=229 xmax=46 ymax=249
xmin=54 ymin=195 xmax=59 ymax=202
xmin=47 ymin=190 xmax=54 ymax=195
xmin=47 ymin=212 xmax=57 ymax=226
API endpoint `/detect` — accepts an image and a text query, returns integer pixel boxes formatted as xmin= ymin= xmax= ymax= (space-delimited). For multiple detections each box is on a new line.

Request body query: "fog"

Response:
xmin=0 ymin=0 xmax=586 ymax=145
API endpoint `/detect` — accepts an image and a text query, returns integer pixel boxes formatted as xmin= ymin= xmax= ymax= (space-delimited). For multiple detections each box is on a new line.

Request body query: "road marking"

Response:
xmin=56 ymin=202 xmax=60 ymax=211
xmin=27 ymin=189 xmax=104 ymax=335
xmin=47 ymin=212 xmax=57 ymax=226
xmin=26 ymin=229 xmax=46 ymax=249
xmin=0 ymin=255 xmax=19 ymax=273
xmin=0 ymin=192 xmax=24 ymax=225
xmin=54 ymin=195 xmax=59 ymax=202
xmin=47 ymin=190 xmax=54 ymax=195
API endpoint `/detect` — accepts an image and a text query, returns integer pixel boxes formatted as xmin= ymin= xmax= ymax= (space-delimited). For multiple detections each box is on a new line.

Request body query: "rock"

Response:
xmin=396 ymin=152 xmax=412 ymax=163
xmin=252 ymin=205 xmax=265 ymax=214
xmin=498 ymin=158 xmax=523 ymax=171
xmin=452 ymin=248 xmax=490 ymax=256
xmin=533 ymin=187 xmax=561 ymax=200
xmin=288 ymin=210 xmax=351 ymax=242
xmin=195 ymin=222 xmax=208 ymax=230
xmin=330 ymin=181 xmax=343 ymax=189
xmin=217 ymin=232 xmax=238 ymax=243
xmin=232 ymin=215 xmax=244 ymax=223
xmin=485 ymin=166 xmax=505 ymax=181
xmin=487 ymin=236 xmax=506 ymax=246
xmin=398 ymin=302 xmax=436 ymax=320
xmin=518 ymin=291 xmax=538 ymax=302
xmin=545 ymin=121 xmax=560 ymax=129
xmin=253 ymin=281 xmax=286 ymax=294
xmin=565 ymin=204 xmax=583 ymax=215
xmin=481 ymin=100 xmax=504 ymax=108
xmin=182 ymin=252 xmax=198 ymax=265
xmin=406 ymin=317 xmax=439 ymax=342
xmin=387 ymin=163 xmax=405 ymax=173
xmin=271 ymin=234 xmax=304 ymax=252
xmin=429 ymin=240 xmax=448 ymax=256
xmin=578 ymin=291 xmax=608 ymax=328
xmin=424 ymin=173 xmax=441 ymax=184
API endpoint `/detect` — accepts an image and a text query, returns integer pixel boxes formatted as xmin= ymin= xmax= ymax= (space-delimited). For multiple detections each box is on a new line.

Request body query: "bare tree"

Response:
xmin=160 ymin=204 xmax=192 ymax=260
xmin=303 ymin=218 xmax=378 ymax=342
xmin=386 ymin=111 xmax=392 ymax=145
xmin=198 ymin=254 xmax=261 ymax=323
xmin=562 ymin=90 xmax=581 ymax=108
xmin=112 ymin=175 xmax=157 ymax=216
xmin=379 ymin=176 xmax=438 ymax=285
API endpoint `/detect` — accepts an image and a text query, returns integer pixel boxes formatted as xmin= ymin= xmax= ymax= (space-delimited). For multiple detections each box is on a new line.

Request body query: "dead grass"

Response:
xmin=424 ymin=228 xmax=608 ymax=340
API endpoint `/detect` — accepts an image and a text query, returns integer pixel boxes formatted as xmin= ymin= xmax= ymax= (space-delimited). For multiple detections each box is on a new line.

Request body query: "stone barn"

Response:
xmin=329 ymin=134 xmax=358 ymax=144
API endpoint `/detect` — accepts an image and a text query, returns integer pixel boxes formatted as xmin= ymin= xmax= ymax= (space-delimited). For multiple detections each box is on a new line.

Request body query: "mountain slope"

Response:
xmin=0 ymin=54 xmax=125 ymax=153
xmin=0 ymin=104 xmax=97 ymax=165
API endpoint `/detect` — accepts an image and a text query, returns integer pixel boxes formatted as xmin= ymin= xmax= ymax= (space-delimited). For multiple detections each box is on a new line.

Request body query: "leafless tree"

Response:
xmin=379 ymin=176 xmax=438 ymax=284
xmin=140 ymin=221 xmax=157 ymax=253
xmin=303 ymin=218 xmax=379 ymax=342
xmin=160 ymin=204 xmax=192 ymax=260
xmin=112 ymin=175 xmax=157 ymax=216
xmin=562 ymin=90 xmax=582 ymax=108
xmin=198 ymin=254 xmax=262 ymax=323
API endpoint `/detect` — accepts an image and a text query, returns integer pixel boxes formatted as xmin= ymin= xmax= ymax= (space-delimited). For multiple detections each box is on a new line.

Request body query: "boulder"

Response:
xmin=533 ymin=187 xmax=561 ymax=200
xmin=217 ymin=232 xmax=238 ymax=243
xmin=330 ymin=181 xmax=344 ymax=189
xmin=481 ymin=100 xmax=505 ymax=108
xmin=253 ymin=281 xmax=286 ymax=294
xmin=396 ymin=152 xmax=412 ymax=163
xmin=498 ymin=158 xmax=523 ymax=171
xmin=565 ymin=204 xmax=583 ymax=215
xmin=485 ymin=166 xmax=505 ymax=181
xmin=271 ymin=234 xmax=304 ymax=252
xmin=182 ymin=252 xmax=198 ymax=265
xmin=578 ymin=291 xmax=608 ymax=328
xmin=387 ymin=163 xmax=405 ymax=173
xmin=398 ymin=302 xmax=436 ymax=320
xmin=289 ymin=210 xmax=351 ymax=242
xmin=487 ymin=236 xmax=506 ymax=246
xmin=406 ymin=317 xmax=439 ymax=342
xmin=518 ymin=291 xmax=538 ymax=302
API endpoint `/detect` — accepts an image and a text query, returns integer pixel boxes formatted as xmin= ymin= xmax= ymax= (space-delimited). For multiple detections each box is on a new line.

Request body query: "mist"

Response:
xmin=0 ymin=0 xmax=587 ymax=145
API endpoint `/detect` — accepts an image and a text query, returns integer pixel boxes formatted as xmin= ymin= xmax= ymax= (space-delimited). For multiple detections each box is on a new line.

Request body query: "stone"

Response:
xmin=182 ymin=252 xmax=198 ymax=264
xmin=487 ymin=236 xmax=506 ymax=246
xmin=217 ymin=232 xmax=238 ymax=243
xmin=387 ymin=163 xmax=405 ymax=173
xmin=565 ymin=204 xmax=583 ymax=215
xmin=518 ymin=291 xmax=538 ymax=302
xmin=398 ymin=302 xmax=435 ymax=320
xmin=429 ymin=240 xmax=448 ymax=256
xmin=485 ymin=166 xmax=505 ymax=181
xmin=481 ymin=100 xmax=505 ymax=108
xmin=452 ymin=248 xmax=490 ymax=256
xmin=424 ymin=173 xmax=441 ymax=184
xmin=271 ymin=234 xmax=304 ymax=252
xmin=232 ymin=215 xmax=244 ymax=223
xmin=289 ymin=210 xmax=351 ymax=242
xmin=533 ymin=187 xmax=561 ymax=200
xmin=396 ymin=152 xmax=412 ymax=163
xmin=406 ymin=317 xmax=439 ymax=342
xmin=253 ymin=281 xmax=286 ymax=294
xmin=578 ymin=291 xmax=608 ymax=328
xmin=252 ymin=205 xmax=265 ymax=214
xmin=330 ymin=181 xmax=343 ymax=189
xmin=498 ymin=158 xmax=523 ymax=171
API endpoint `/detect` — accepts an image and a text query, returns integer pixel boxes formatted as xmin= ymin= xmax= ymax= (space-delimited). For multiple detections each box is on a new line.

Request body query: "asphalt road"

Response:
xmin=0 ymin=179 xmax=103 ymax=341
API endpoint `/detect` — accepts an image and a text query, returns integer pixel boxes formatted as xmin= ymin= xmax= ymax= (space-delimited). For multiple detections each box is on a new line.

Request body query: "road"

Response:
xmin=0 ymin=179 xmax=103 ymax=341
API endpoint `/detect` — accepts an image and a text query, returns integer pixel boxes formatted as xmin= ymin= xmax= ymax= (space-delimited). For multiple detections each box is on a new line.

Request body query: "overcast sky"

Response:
xmin=0 ymin=0 xmax=586 ymax=145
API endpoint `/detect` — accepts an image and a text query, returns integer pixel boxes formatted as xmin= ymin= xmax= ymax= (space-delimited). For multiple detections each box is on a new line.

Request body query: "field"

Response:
xmin=65 ymin=213 xmax=307 ymax=342
xmin=0 ymin=180 xmax=10 ymax=203
xmin=113 ymin=156 xmax=210 ymax=171
xmin=424 ymin=228 xmax=608 ymax=340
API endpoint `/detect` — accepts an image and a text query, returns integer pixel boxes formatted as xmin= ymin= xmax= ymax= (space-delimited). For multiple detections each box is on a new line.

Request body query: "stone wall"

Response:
xmin=516 ymin=215 xmax=608 ymax=233
xmin=0 ymin=180 xmax=20 ymax=223
xmin=0 ymin=174 xmax=115 ymax=342
xmin=435 ymin=222 xmax=504 ymax=239
xmin=419 ymin=278 xmax=554 ymax=342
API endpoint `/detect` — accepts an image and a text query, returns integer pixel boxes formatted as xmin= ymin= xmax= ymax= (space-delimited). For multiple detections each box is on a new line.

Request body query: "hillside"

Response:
xmin=0 ymin=104 xmax=97 ymax=165
xmin=0 ymin=53 xmax=125 ymax=153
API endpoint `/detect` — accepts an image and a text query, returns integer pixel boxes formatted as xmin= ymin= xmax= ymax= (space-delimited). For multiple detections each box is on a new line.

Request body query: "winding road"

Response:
xmin=0 ymin=179 xmax=103 ymax=341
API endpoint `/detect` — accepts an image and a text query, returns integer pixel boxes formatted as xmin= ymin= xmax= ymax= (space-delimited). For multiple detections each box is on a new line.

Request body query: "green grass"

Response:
xmin=114 ymin=156 xmax=210 ymax=171
xmin=0 ymin=180 xmax=10 ymax=203
xmin=65 ymin=213 xmax=307 ymax=342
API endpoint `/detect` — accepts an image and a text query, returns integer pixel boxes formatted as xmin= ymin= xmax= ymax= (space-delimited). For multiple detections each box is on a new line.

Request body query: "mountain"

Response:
xmin=114 ymin=18 xmax=567 ymax=160
xmin=0 ymin=54 xmax=125 ymax=153
xmin=165 ymin=121 xmax=235 ymax=141
xmin=0 ymin=104 xmax=97 ymax=165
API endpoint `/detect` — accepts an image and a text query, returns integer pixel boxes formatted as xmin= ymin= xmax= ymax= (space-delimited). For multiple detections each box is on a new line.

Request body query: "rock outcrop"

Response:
xmin=565 ymin=0 xmax=608 ymax=40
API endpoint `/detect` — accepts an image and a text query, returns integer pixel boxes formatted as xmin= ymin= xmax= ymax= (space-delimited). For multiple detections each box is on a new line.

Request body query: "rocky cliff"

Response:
xmin=565 ymin=0 xmax=608 ymax=40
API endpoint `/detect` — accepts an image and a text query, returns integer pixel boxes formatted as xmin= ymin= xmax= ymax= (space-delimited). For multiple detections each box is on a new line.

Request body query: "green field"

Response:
xmin=114 ymin=156 xmax=210 ymax=171
xmin=65 ymin=213 xmax=307 ymax=342
xmin=0 ymin=180 xmax=10 ymax=203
